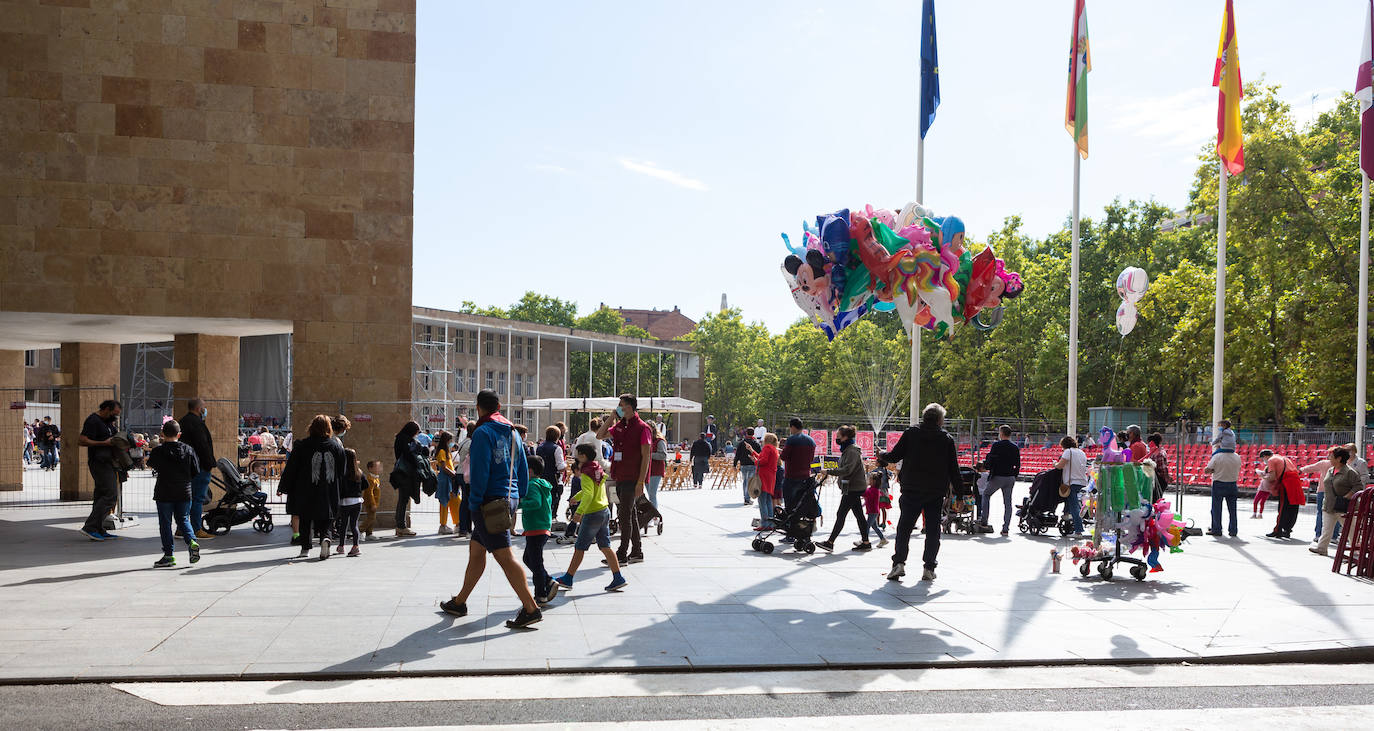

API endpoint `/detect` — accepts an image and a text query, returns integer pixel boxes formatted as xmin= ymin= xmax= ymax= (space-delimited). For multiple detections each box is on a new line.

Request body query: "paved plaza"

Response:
xmin=0 ymin=482 xmax=1370 ymax=683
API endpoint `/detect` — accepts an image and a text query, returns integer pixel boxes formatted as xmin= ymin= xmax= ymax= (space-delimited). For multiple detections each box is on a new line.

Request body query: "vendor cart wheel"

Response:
xmin=803 ymin=542 xmax=815 ymax=554
xmin=1130 ymin=565 xmax=1147 ymax=581
xmin=762 ymin=541 xmax=775 ymax=554
xmin=1098 ymin=562 xmax=1114 ymax=581
xmin=1018 ymin=520 xmax=1030 ymax=534
xmin=657 ymin=522 xmax=663 ymax=535
xmin=1079 ymin=559 xmax=1091 ymax=577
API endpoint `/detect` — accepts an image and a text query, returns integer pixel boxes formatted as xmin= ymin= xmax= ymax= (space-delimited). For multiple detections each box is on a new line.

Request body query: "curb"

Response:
xmin=4 ymin=645 xmax=1373 ymax=687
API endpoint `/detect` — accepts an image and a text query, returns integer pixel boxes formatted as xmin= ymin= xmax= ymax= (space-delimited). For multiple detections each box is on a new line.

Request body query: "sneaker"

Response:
xmin=852 ymin=542 xmax=872 ymax=551
xmin=335 ymin=542 xmax=346 ymax=554
xmin=887 ymin=562 xmax=905 ymax=581
xmin=99 ymin=532 xmax=118 ymax=539
xmin=438 ymin=525 xmax=454 ymax=535
xmin=457 ymin=531 xmax=470 ymax=538
xmin=189 ymin=542 xmax=201 ymax=564
xmin=81 ymin=529 xmax=105 ymax=541
xmin=195 ymin=529 xmax=214 ymax=540
xmin=781 ymin=536 xmax=795 ymax=544
xmin=543 ymin=582 xmax=560 ymax=604
xmin=605 ymin=575 xmax=629 ymax=591
xmin=626 ymin=553 xmax=644 ymax=564
xmin=1265 ymin=531 xmax=1282 ymax=538
xmin=505 ymin=607 xmax=543 ymax=629
xmin=920 ymin=568 xmax=936 ymax=581
xmin=296 ymin=546 xmax=310 ymax=558
xmin=153 ymin=555 xmax=176 ymax=568
xmin=1206 ymin=529 xmax=1222 ymax=536
xmin=751 ymin=518 xmax=761 ymax=528
xmin=1000 ymin=530 xmax=1009 ymax=537
xmin=1309 ymin=546 xmax=1328 ymax=556
xmin=364 ymin=533 xmax=377 ymax=542
xmin=554 ymin=574 xmax=574 ymax=589
xmin=439 ymin=598 xmax=467 ymax=617
xmin=396 ymin=528 xmax=417 ymax=537
xmin=348 ymin=546 xmax=361 ymax=557
xmin=602 ymin=554 xmax=629 ymax=566
xmin=319 ymin=538 xmax=331 ymax=560
xmin=815 ymin=540 xmax=834 ymax=552
xmin=1149 ymin=565 xmax=1164 ymax=573
xmin=878 ymin=537 xmax=889 ymax=547
xmin=555 ymin=536 xmax=577 ymax=545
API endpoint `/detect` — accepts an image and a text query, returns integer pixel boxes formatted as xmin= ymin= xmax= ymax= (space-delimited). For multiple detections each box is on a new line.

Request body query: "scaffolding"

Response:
xmin=126 ymin=343 xmax=176 ymax=433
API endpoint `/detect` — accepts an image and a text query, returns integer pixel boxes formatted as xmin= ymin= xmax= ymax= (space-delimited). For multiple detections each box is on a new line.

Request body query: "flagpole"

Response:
xmin=911 ymin=136 xmax=924 ymax=426
xmin=1068 ymin=151 xmax=1080 ymax=438
xmin=1358 ymin=171 xmax=1369 ymax=452
xmin=1213 ymin=161 xmax=1228 ymax=429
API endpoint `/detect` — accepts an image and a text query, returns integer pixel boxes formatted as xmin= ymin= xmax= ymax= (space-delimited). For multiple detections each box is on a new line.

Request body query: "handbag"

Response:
xmin=747 ymin=473 xmax=762 ymax=499
xmin=478 ymin=431 xmax=522 ymax=534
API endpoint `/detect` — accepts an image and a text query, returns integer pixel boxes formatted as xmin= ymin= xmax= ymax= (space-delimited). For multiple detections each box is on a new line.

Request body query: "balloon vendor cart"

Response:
xmin=1078 ymin=463 xmax=1153 ymax=582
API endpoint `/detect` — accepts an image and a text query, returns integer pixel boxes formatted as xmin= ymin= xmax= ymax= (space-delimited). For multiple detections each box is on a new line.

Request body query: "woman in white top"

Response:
xmin=1054 ymin=436 xmax=1089 ymax=537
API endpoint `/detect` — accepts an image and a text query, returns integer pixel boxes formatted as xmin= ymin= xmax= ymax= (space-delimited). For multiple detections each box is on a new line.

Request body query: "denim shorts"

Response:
xmin=574 ymin=508 xmax=611 ymax=551
xmin=471 ymin=497 xmax=515 ymax=553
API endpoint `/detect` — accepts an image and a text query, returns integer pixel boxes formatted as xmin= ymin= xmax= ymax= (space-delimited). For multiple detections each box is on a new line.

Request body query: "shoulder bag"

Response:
xmin=479 ymin=432 xmax=521 ymax=534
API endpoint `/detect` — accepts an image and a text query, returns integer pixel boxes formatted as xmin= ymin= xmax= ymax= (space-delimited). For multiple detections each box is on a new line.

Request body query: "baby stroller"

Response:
xmin=1016 ymin=467 xmax=1074 ymax=536
xmin=608 ymin=493 xmax=664 ymax=537
xmin=942 ymin=466 xmax=986 ymax=535
xmin=750 ymin=480 xmax=820 ymax=554
xmin=205 ymin=457 xmax=274 ymax=535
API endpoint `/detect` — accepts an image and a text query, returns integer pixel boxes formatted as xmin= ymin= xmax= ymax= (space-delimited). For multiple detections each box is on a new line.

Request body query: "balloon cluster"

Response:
xmin=1114 ymin=266 xmax=1149 ymax=336
xmin=781 ymin=204 xmax=1024 ymax=340
xmin=1118 ymin=498 xmax=1186 ymax=573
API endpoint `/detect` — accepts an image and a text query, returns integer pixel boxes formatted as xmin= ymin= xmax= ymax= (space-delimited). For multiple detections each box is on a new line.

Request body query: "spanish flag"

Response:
xmin=1213 ymin=0 xmax=1244 ymax=175
xmin=1064 ymin=0 xmax=1090 ymax=159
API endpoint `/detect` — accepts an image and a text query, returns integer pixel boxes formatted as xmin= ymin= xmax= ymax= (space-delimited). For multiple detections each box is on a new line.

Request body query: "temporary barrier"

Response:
xmin=1333 ymin=486 xmax=1374 ymax=578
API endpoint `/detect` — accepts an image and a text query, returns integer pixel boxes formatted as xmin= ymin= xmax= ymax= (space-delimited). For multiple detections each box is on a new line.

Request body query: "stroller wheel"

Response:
xmin=261 ymin=520 xmax=274 ymax=533
xmin=209 ymin=515 xmax=231 ymax=536
xmin=657 ymin=522 xmax=663 ymax=535
xmin=752 ymin=538 xmax=763 ymax=552
xmin=762 ymin=541 xmax=775 ymax=554
xmin=253 ymin=519 xmax=268 ymax=533
xmin=804 ymin=542 xmax=815 ymax=554
xmin=1130 ymin=564 xmax=1148 ymax=581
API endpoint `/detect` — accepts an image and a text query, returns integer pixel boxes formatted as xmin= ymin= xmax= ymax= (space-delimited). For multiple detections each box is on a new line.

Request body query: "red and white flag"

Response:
xmin=1359 ymin=0 xmax=1374 ymax=178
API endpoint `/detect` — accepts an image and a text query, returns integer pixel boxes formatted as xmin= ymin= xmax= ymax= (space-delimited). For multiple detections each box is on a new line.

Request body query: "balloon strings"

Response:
xmin=1106 ymin=335 xmax=1126 ymax=405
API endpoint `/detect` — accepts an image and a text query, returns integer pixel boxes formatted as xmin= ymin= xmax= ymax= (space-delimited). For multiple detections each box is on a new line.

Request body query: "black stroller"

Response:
xmin=205 ymin=457 xmax=275 ymax=535
xmin=1016 ymin=467 xmax=1074 ymax=536
xmin=942 ymin=466 xmax=986 ymax=535
xmin=609 ymin=494 xmax=664 ymax=536
xmin=750 ymin=480 xmax=820 ymax=554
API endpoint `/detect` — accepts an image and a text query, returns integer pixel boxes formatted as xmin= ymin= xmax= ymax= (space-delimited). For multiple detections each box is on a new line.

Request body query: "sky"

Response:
xmin=413 ymin=1 xmax=1359 ymax=334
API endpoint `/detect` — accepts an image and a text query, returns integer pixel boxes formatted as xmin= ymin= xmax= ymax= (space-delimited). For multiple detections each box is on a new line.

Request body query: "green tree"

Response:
xmin=507 ymin=292 xmax=578 ymax=327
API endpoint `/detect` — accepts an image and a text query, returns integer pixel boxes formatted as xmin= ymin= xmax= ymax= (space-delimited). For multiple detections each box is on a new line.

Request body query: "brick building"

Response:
xmin=614 ymin=306 xmax=696 ymax=341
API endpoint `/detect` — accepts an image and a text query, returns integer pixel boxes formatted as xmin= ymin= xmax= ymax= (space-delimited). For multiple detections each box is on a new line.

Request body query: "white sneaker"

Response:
xmin=887 ymin=562 xmax=905 ymax=581
xmin=878 ymin=538 xmax=889 ymax=547
xmin=320 ymin=538 xmax=331 ymax=560
xmin=921 ymin=568 xmax=936 ymax=581
xmin=438 ymin=525 xmax=454 ymax=535
xmin=364 ymin=533 xmax=377 ymax=542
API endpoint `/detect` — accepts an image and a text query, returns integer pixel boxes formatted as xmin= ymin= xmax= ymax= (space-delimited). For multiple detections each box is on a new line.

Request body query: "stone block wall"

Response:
xmin=0 ymin=0 xmax=416 ymax=522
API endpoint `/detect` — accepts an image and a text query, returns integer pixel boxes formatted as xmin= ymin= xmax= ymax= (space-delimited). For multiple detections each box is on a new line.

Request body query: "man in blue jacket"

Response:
xmin=441 ymin=389 xmax=542 ymax=629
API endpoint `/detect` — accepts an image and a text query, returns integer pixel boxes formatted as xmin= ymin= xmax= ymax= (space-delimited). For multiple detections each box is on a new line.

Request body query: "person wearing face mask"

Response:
xmin=179 ymin=398 xmax=217 ymax=540
xmin=596 ymin=394 xmax=652 ymax=565
xmin=815 ymin=425 xmax=871 ymax=552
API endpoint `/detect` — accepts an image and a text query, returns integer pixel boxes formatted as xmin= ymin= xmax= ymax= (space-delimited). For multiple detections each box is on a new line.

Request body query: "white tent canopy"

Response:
xmin=521 ymin=397 xmax=701 ymax=414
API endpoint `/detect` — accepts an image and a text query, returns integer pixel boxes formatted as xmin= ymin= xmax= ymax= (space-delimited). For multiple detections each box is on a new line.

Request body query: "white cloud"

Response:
xmin=1106 ymin=88 xmax=1216 ymax=148
xmin=529 ymin=163 xmax=571 ymax=175
xmin=616 ymin=158 xmax=709 ymax=191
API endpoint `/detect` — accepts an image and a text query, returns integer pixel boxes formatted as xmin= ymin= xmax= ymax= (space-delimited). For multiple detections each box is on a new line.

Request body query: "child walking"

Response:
xmin=147 ymin=419 xmax=202 ymax=568
xmin=334 ymin=448 xmax=364 ymax=556
xmin=553 ymin=444 xmax=627 ymax=593
xmin=361 ymin=459 xmax=382 ymax=541
xmin=520 ymin=454 xmax=556 ymax=605
xmin=864 ymin=472 xmax=888 ymax=547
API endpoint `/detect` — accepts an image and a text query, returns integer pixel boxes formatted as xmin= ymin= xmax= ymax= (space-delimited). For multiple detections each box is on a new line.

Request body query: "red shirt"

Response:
xmin=609 ymin=413 xmax=652 ymax=483
xmin=650 ymin=437 xmax=666 ymax=478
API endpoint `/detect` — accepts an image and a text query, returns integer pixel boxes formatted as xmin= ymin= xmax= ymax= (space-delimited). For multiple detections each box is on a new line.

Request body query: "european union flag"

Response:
xmin=920 ymin=0 xmax=940 ymax=139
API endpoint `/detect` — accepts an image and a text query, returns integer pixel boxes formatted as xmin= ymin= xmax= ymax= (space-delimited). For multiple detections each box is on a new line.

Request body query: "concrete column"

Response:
xmin=172 ymin=334 xmax=241 ymax=465
xmin=59 ymin=342 xmax=120 ymax=501
xmin=0 ymin=350 xmax=24 ymax=491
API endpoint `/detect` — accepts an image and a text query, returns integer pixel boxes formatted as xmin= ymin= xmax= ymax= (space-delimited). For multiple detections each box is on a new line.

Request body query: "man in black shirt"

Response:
xmin=179 ymin=398 xmax=217 ymax=539
xmin=78 ymin=399 xmax=122 ymax=541
xmin=981 ymin=425 xmax=1021 ymax=536
xmin=37 ymin=416 xmax=60 ymax=470
xmin=733 ymin=432 xmax=760 ymax=506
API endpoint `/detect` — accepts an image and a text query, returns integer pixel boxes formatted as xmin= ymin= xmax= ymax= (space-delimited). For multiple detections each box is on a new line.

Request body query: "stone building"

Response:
xmin=614 ymin=306 xmax=696 ymax=341
xmin=0 ymin=0 xmax=417 ymax=516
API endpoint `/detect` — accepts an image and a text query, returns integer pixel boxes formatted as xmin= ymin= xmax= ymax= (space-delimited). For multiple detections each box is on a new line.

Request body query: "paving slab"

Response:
xmin=1 ymin=481 xmax=1372 ymax=680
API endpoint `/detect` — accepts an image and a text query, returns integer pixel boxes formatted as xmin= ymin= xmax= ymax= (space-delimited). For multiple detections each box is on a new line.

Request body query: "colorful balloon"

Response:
xmin=1116 ymin=266 xmax=1149 ymax=303
xmin=1116 ymin=301 xmax=1137 ymax=336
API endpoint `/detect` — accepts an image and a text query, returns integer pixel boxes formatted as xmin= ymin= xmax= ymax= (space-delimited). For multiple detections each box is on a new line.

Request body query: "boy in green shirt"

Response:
xmin=520 ymin=454 xmax=556 ymax=605
xmin=552 ymin=444 xmax=627 ymax=593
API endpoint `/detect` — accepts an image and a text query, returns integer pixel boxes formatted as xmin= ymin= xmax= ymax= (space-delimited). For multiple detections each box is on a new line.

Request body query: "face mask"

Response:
xmin=201 ymin=408 xmax=207 ymax=419
xmin=615 ymin=406 xmax=624 ymax=418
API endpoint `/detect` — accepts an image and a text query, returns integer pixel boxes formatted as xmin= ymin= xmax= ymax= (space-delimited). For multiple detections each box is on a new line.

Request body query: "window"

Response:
xmin=499 ymin=334 xmax=508 ymax=358
xmin=420 ymin=370 xmax=431 ymax=390
xmin=526 ymin=339 xmax=535 ymax=361
xmin=497 ymin=371 xmax=506 ymax=395
xmin=485 ymin=370 xmax=494 ymax=390
xmin=468 ymin=369 xmax=477 ymax=392
xmin=24 ymin=350 xmax=35 ymax=367
xmin=512 ymin=373 xmax=522 ymax=397
xmin=514 ymin=409 xmax=524 ymax=423
xmin=513 ymin=336 xmax=522 ymax=361
xmin=467 ymin=330 xmax=477 ymax=354
xmin=51 ymin=349 xmax=59 ymax=368
xmin=51 ymin=389 xmax=60 ymax=403
xmin=485 ymin=334 xmax=493 ymax=357
xmin=422 ymin=325 xmax=433 ymax=342
xmin=454 ymin=371 xmax=464 ymax=393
